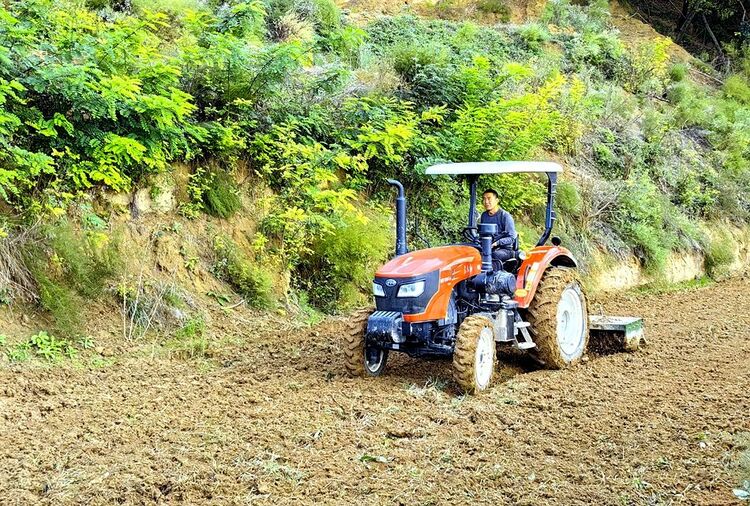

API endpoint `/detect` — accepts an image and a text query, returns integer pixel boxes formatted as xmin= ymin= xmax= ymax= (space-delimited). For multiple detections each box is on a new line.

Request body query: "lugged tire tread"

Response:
xmin=452 ymin=315 xmax=495 ymax=394
xmin=525 ymin=267 xmax=589 ymax=369
xmin=343 ymin=308 xmax=372 ymax=377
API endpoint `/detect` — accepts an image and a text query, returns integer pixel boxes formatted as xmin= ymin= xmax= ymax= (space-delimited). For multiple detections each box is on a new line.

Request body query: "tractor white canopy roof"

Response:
xmin=425 ymin=161 xmax=563 ymax=175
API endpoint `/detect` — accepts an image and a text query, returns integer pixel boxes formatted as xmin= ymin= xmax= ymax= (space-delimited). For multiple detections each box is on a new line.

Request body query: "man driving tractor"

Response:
xmin=345 ymin=162 xmax=610 ymax=393
xmin=480 ymin=188 xmax=517 ymax=272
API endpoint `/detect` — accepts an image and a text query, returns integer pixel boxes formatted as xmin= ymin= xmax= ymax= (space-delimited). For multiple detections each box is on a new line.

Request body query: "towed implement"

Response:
xmin=345 ymin=161 xmax=644 ymax=393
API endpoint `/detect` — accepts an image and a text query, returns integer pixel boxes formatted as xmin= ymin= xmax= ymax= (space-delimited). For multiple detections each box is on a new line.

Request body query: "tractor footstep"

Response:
xmin=589 ymin=316 xmax=644 ymax=355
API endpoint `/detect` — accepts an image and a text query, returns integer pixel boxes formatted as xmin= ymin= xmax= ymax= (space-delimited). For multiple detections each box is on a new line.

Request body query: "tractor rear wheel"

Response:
xmin=526 ymin=267 xmax=588 ymax=369
xmin=452 ymin=315 xmax=496 ymax=394
xmin=344 ymin=309 xmax=388 ymax=377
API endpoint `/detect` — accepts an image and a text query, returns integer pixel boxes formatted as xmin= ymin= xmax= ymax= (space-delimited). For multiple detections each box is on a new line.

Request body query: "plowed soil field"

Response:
xmin=1 ymin=278 xmax=749 ymax=505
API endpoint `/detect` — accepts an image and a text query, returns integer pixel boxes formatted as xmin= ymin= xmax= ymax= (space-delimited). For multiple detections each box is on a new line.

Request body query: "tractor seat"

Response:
xmin=497 ymin=235 xmax=524 ymax=274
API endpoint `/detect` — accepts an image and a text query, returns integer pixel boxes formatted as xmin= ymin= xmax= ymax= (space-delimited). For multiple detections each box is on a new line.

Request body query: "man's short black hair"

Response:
xmin=482 ymin=188 xmax=499 ymax=199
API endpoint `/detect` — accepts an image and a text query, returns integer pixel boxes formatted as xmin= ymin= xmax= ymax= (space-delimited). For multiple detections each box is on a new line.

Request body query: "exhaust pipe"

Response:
xmin=478 ymin=223 xmax=497 ymax=273
xmin=387 ymin=179 xmax=407 ymax=256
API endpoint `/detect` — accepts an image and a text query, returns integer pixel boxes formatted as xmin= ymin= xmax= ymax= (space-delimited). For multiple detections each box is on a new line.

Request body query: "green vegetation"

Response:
xmin=631 ymin=275 xmax=713 ymax=296
xmin=476 ymin=0 xmax=511 ymax=19
xmin=5 ymin=331 xmax=78 ymax=362
xmin=203 ymin=170 xmax=242 ymax=218
xmin=118 ymin=278 xmax=194 ymax=339
xmin=180 ymin=167 xmax=242 ymax=219
xmin=0 ymin=0 xmax=747 ymax=312
xmin=297 ymin=210 xmax=392 ymax=311
xmin=24 ymin=220 xmax=122 ymax=337
xmin=213 ymin=234 xmax=275 ymax=309
xmin=165 ymin=315 xmax=211 ymax=358
xmin=705 ymin=230 xmax=737 ymax=279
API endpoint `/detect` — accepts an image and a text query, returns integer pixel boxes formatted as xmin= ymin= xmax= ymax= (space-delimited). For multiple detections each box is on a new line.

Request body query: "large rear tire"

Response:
xmin=452 ymin=315 xmax=496 ymax=394
xmin=344 ymin=309 xmax=388 ymax=377
xmin=526 ymin=267 xmax=588 ymax=369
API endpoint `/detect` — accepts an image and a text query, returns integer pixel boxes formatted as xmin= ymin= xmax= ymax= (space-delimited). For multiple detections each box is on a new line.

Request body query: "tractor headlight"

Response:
xmin=373 ymin=282 xmax=385 ymax=297
xmin=397 ymin=280 xmax=425 ymax=298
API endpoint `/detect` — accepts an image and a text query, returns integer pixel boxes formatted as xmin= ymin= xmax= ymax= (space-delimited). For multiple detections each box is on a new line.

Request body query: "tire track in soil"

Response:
xmin=0 ymin=278 xmax=748 ymax=505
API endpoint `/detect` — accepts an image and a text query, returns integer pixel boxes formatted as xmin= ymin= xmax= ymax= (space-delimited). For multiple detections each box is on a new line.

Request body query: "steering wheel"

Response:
xmin=462 ymin=226 xmax=479 ymax=244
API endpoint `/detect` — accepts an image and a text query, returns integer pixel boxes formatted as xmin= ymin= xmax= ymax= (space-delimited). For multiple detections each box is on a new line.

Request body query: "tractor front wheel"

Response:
xmin=526 ymin=267 xmax=588 ymax=369
xmin=344 ymin=309 xmax=388 ymax=377
xmin=452 ymin=315 xmax=496 ymax=394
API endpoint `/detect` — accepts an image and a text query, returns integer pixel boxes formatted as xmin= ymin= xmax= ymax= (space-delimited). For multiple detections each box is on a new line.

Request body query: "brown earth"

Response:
xmin=1 ymin=277 xmax=750 ymax=505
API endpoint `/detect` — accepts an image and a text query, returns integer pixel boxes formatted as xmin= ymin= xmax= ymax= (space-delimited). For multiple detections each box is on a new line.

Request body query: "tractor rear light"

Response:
xmin=397 ymin=281 xmax=425 ymax=298
xmin=373 ymin=282 xmax=385 ymax=297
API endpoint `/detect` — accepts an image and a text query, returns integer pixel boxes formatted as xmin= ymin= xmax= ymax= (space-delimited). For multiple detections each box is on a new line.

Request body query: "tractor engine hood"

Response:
xmin=376 ymin=246 xmax=481 ymax=278
xmin=374 ymin=246 xmax=481 ymax=323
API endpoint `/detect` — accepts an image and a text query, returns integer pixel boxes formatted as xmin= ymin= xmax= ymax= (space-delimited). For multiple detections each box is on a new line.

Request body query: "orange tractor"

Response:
xmin=345 ymin=162 xmax=643 ymax=393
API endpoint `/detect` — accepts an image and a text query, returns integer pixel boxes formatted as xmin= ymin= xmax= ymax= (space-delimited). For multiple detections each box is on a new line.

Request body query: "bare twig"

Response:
xmin=225 ymin=298 xmax=246 ymax=310
xmin=690 ymin=68 xmax=725 ymax=85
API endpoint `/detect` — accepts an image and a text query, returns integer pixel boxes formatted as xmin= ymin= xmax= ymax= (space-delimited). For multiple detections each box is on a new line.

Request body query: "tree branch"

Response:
xmin=737 ymin=0 xmax=747 ymax=22
xmin=701 ymin=13 xmax=725 ymax=61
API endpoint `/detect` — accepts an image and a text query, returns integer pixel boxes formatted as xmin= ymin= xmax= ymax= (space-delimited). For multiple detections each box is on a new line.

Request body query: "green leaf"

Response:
xmin=358 ymin=454 xmax=389 ymax=464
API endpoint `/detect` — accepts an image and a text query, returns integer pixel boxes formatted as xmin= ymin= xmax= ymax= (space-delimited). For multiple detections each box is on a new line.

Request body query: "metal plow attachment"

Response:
xmin=589 ymin=316 xmax=645 ymax=354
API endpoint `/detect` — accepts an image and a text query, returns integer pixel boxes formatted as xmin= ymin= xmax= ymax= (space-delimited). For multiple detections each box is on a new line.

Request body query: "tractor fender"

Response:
xmin=513 ymin=246 xmax=578 ymax=309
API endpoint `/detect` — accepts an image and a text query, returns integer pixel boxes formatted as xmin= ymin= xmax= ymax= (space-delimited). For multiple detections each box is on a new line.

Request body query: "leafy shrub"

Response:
xmin=365 ymin=16 xmax=512 ymax=66
xmin=7 ymin=331 xmax=77 ymax=362
xmin=264 ymin=0 xmax=340 ymax=37
xmin=270 ymin=12 xmax=316 ymax=43
xmin=723 ymin=75 xmax=750 ymax=105
xmin=323 ymin=25 xmax=367 ymax=64
xmin=24 ymin=220 xmax=122 ymax=337
xmin=668 ymin=63 xmax=688 ymax=82
xmin=556 ymin=180 xmax=583 ymax=218
xmin=443 ymin=74 xmax=568 ymax=162
xmin=612 ymin=175 xmax=674 ymax=275
xmin=166 ymin=315 xmax=210 ymax=359
xmin=213 ymin=235 xmax=275 ymax=309
xmin=483 ymin=174 xmax=547 ymax=215
xmin=179 ymin=168 xmax=208 ymax=219
xmin=179 ymin=166 xmax=242 ymax=220
xmin=704 ymin=229 xmax=736 ymax=279
xmin=250 ymin=122 xmax=373 ymax=268
xmin=476 ymin=0 xmax=511 ymax=19
xmin=515 ymin=23 xmax=550 ymax=52
xmin=297 ymin=210 xmax=391 ymax=311
xmin=543 ymin=0 xmax=610 ymax=32
xmin=565 ymin=31 xmax=625 ymax=77
xmin=309 ymin=0 xmax=341 ymax=35
xmin=203 ymin=170 xmax=242 ymax=219
xmin=0 ymin=1 xmax=201 ymax=211
xmin=621 ymin=37 xmax=673 ymax=95
xmin=623 ymin=221 xmax=670 ymax=275
xmin=666 ymin=82 xmax=690 ymax=104
xmin=391 ymin=43 xmax=449 ymax=82
xmin=47 ymin=221 xmax=122 ymax=298
xmin=131 ymin=0 xmax=202 ymax=13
